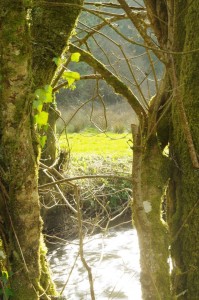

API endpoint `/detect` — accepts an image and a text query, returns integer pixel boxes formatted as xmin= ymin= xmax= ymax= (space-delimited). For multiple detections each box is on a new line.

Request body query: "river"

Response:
xmin=48 ymin=227 xmax=141 ymax=299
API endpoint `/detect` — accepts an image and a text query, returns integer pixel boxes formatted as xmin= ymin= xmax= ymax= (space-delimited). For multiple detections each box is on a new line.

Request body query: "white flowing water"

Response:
xmin=48 ymin=228 xmax=141 ymax=299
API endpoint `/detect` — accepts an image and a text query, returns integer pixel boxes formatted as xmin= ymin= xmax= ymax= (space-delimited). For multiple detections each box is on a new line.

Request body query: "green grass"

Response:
xmin=59 ymin=130 xmax=132 ymax=157
xmin=57 ymin=130 xmax=132 ymax=225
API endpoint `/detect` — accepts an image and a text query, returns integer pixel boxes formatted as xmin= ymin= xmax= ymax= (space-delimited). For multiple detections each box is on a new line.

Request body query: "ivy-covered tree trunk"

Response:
xmin=0 ymin=1 xmax=83 ymax=299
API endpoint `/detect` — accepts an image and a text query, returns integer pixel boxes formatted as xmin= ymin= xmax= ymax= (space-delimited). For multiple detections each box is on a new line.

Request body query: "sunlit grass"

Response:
xmin=59 ymin=130 xmax=132 ymax=157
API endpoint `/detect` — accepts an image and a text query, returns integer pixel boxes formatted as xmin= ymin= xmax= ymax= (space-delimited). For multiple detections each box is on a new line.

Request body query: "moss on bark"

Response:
xmin=169 ymin=2 xmax=199 ymax=298
xmin=0 ymin=0 xmax=83 ymax=299
xmin=32 ymin=0 xmax=83 ymax=87
xmin=132 ymin=130 xmax=171 ymax=300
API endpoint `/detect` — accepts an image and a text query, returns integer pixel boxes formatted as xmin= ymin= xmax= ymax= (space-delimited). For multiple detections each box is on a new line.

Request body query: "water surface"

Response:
xmin=48 ymin=228 xmax=141 ymax=299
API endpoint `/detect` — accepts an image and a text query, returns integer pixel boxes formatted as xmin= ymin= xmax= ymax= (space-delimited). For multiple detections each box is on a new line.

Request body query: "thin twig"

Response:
xmin=60 ymin=252 xmax=80 ymax=296
xmin=75 ymin=186 xmax=96 ymax=300
xmin=39 ymin=174 xmax=132 ymax=189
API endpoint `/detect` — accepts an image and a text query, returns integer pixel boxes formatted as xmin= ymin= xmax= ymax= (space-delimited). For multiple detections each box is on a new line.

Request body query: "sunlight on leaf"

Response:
xmin=62 ymin=71 xmax=80 ymax=86
xmin=71 ymin=52 xmax=81 ymax=62
xmin=44 ymin=85 xmax=53 ymax=103
xmin=34 ymin=85 xmax=53 ymax=103
xmin=34 ymin=111 xmax=49 ymax=126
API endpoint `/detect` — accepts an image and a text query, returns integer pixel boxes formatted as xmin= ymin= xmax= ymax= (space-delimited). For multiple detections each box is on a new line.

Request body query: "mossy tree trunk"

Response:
xmin=132 ymin=128 xmax=171 ymax=299
xmin=168 ymin=2 xmax=199 ymax=298
xmin=141 ymin=1 xmax=199 ymax=298
xmin=0 ymin=1 xmax=83 ymax=299
xmin=132 ymin=88 xmax=172 ymax=299
xmin=31 ymin=0 xmax=83 ymax=166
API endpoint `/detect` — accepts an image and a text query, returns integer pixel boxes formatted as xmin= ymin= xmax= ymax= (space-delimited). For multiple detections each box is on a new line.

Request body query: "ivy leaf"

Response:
xmin=34 ymin=111 xmax=49 ymax=126
xmin=35 ymin=88 xmax=46 ymax=101
xmin=2 ymin=271 xmax=8 ymax=280
xmin=69 ymin=84 xmax=76 ymax=91
xmin=33 ymin=100 xmax=43 ymax=113
xmin=62 ymin=71 xmax=80 ymax=86
xmin=39 ymin=136 xmax=47 ymax=148
xmin=53 ymin=56 xmax=66 ymax=66
xmin=71 ymin=52 xmax=81 ymax=62
xmin=34 ymin=85 xmax=53 ymax=103
xmin=43 ymin=124 xmax=49 ymax=131
xmin=53 ymin=57 xmax=61 ymax=66
xmin=43 ymin=85 xmax=53 ymax=103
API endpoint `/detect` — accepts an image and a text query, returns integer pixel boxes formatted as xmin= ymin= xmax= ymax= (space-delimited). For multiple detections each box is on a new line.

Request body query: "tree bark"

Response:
xmin=0 ymin=1 xmax=83 ymax=299
xmin=168 ymin=2 xmax=199 ymax=298
xmin=0 ymin=2 xmax=46 ymax=299
xmin=132 ymin=123 xmax=171 ymax=300
xmin=144 ymin=1 xmax=199 ymax=298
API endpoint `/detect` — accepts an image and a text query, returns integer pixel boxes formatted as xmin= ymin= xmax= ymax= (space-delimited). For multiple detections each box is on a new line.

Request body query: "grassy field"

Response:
xmin=56 ymin=130 xmax=133 ymax=229
xmin=59 ymin=130 xmax=132 ymax=158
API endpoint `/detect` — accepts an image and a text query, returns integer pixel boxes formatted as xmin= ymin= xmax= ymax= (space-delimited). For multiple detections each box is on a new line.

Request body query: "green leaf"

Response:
xmin=35 ymin=88 xmax=46 ymax=101
xmin=53 ymin=56 xmax=66 ymax=66
xmin=44 ymin=85 xmax=52 ymax=93
xmin=71 ymin=52 xmax=81 ymax=62
xmin=34 ymin=85 xmax=53 ymax=103
xmin=34 ymin=111 xmax=49 ymax=126
xmin=43 ymin=124 xmax=49 ymax=131
xmin=62 ymin=71 xmax=80 ymax=86
xmin=43 ymin=85 xmax=53 ymax=103
xmin=53 ymin=57 xmax=61 ymax=66
xmin=33 ymin=100 xmax=43 ymax=113
xmin=39 ymin=136 xmax=47 ymax=148
xmin=69 ymin=84 xmax=76 ymax=91
xmin=2 ymin=271 xmax=8 ymax=280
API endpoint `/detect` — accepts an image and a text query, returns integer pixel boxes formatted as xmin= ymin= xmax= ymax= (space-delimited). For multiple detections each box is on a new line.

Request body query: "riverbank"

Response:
xmin=44 ymin=131 xmax=133 ymax=241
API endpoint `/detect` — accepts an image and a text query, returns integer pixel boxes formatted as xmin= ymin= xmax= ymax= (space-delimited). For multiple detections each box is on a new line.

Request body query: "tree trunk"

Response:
xmin=0 ymin=1 xmax=83 ymax=299
xmin=132 ymin=124 xmax=171 ymax=299
xmin=168 ymin=2 xmax=199 ymax=298
xmin=140 ymin=2 xmax=199 ymax=298
xmin=0 ymin=3 xmax=48 ymax=299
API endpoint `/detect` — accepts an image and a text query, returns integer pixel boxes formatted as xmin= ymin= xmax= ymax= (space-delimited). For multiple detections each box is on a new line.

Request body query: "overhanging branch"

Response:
xmin=69 ymin=43 xmax=146 ymax=120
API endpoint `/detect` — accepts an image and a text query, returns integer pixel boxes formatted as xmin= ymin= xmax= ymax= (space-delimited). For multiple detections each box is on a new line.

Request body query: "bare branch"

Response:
xmin=117 ymin=0 xmax=164 ymax=62
xmin=39 ymin=174 xmax=132 ymax=190
xmin=75 ymin=186 xmax=96 ymax=300
xmin=69 ymin=43 xmax=146 ymax=119
xmin=84 ymin=2 xmax=145 ymax=11
xmin=77 ymin=15 xmax=127 ymax=45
